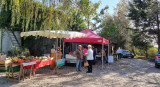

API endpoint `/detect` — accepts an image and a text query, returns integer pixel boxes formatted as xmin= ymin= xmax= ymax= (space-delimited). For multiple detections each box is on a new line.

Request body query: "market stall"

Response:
xmin=21 ymin=30 xmax=86 ymax=68
xmin=64 ymin=29 xmax=109 ymax=69
xmin=3 ymin=30 xmax=86 ymax=81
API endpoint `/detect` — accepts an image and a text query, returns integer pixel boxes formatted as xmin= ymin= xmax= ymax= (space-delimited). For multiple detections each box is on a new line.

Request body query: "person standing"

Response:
xmin=101 ymin=49 xmax=107 ymax=63
xmin=116 ymin=47 xmax=122 ymax=59
xmin=86 ymin=45 xmax=93 ymax=73
xmin=83 ymin=45 xmax=88 ymax=66
xmin=64 ymin=46 xmax=69 ymax=58
xmin=75 ymin=45 xmax=83 ymax=71
xmin=93 ymin=47 xmax=97 ymax=65
xmin=51 ymin=45 xmax=56 ymax=57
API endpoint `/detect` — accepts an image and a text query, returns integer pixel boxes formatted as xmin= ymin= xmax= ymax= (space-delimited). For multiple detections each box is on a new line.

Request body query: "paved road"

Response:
xmin=1 ymin=58 xmax=160 ymax=87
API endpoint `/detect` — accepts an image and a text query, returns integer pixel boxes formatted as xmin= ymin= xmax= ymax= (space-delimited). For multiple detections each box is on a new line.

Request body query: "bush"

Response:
xmin=134 ymin=47 xmax=158 ymax=58
xmin=148 ymin=47 xmax=158 ymax=58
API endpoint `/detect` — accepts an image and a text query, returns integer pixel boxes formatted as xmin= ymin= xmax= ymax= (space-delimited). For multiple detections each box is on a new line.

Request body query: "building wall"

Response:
xmin=0 ymin=30 xmax=1 ymax=52
xmin=1 ymin=30 xmax=21 ymax=54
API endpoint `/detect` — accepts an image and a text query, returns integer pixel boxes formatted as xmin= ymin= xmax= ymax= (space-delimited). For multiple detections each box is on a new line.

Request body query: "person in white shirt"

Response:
xmin=116 ymin=47 xmax=122 ymax=59
xmin=86 ymin=45 xmax=93 ymax=73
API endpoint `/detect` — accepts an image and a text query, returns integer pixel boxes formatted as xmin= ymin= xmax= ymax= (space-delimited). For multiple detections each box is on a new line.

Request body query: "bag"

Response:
xmin=84 ymin=62 xmax=89 ymax=66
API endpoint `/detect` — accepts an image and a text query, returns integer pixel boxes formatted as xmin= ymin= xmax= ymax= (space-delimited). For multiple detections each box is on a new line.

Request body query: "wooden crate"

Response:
xmin=0 ymin=64 xmax=9 ymax=71
xmin=0 ymin=59 xmax=11 ymax=71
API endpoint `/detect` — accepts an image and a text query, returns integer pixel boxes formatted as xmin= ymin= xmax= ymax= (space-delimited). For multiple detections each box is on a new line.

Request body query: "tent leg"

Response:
xmin=102 ymin=44 xmax=104 ymax=69
xmin=108 ymin=44 xmax=109 ymax=59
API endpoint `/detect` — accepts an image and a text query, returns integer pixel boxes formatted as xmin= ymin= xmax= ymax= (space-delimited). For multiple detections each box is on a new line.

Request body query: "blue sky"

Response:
xmin=92 ymin=0 xmax=120 ymax=14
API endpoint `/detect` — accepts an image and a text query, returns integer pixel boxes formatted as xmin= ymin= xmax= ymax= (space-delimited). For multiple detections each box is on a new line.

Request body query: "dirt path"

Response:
xmin=1 ymin=58 xmax=160 ymax=87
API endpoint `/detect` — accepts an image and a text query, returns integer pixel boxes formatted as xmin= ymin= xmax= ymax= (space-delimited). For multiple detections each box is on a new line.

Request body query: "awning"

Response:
xmin=20 ymin=30 xmax=86 ymax=39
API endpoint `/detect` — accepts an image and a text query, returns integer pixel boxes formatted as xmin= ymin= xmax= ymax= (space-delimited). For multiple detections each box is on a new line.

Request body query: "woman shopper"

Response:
xmin=75 ymin=45 xmax=83 ymax=71
xmin=83 ymin=45 xmax=88 ymax=66
xmin=86 ymin=45 xmax=93 ymax=73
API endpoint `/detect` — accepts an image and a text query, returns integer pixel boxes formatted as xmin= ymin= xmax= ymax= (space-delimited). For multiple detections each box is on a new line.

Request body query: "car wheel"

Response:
xmin=132 ymin=56 xmax=134 ymax=58
xmin=155 ymin=63 xmax=159 ymax=68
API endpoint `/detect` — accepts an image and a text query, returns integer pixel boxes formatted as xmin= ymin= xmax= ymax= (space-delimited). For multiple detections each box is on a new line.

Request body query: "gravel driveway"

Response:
xmin=1 ymin=58 xmax=160 ymax=87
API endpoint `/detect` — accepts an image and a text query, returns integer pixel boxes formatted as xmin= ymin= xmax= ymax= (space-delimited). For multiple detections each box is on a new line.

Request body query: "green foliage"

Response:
xmin=128 ymin=0 xmax=160 ymax=49
xmin=8 ymin=46 xmax=30 ymax=57
xmin=0 ymin=0 xmax=100 ymax=32
xmin=148 ymin=47 xmax=158 ymax=58
xmin=98 ymin=0 xmax=132 ymax=49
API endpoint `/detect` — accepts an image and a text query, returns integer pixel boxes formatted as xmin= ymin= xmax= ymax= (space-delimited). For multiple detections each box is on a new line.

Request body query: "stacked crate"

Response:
xmin=0 ymin=58 xmax=11 ymax=72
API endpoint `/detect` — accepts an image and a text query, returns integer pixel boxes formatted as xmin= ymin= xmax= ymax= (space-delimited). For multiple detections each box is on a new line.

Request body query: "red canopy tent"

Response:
xmin=64 ymin=29 xmax=109 ymax=45
xmin=63 ymin=29 xmax=109 ymax=69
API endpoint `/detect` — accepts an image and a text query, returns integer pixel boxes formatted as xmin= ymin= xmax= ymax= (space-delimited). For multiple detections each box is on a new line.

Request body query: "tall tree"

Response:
xmin=128 ymin=0 xmax=160 ymax=50
xmin=98 ymin=0 xmax=132 ymax=49
xmin=113 ymin=0 xmax=132 ymax=49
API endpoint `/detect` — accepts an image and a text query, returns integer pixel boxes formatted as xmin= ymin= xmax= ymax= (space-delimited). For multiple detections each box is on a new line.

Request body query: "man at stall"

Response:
xmin=64 ymin=46 xmax=70 ymax=58
xmin=116 ymin=47 xmax=122 ymax=59
xmin=51 ymin=45 xmax=56 ymax=57
xmin=75 ymin=45 xmax=83 ymax=72
xmin=93 ymin=47 xmax=97 ymax=65
xmin=86 ymin=45 xmax=93 ymax=73
xmin=100 ymin=49 xmax=107 ymax=63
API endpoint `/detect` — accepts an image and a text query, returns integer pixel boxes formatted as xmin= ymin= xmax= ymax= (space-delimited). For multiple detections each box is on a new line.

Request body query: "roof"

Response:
xmin=64 ymin=29 xmax=109 ymax=45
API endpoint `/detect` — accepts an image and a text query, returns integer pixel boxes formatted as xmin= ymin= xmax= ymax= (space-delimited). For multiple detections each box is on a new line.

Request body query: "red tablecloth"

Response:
xmin=25 ymin=59 xmax=53 ymax=72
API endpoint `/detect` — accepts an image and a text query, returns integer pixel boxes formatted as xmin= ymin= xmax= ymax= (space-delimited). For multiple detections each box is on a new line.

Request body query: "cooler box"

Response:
xmin=108 ymin=56 xmax=114 ymax=63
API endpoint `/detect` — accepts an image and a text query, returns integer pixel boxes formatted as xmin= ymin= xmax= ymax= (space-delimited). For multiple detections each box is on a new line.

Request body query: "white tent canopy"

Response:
xmin=20 ymin=30 xmax=86 ymax=39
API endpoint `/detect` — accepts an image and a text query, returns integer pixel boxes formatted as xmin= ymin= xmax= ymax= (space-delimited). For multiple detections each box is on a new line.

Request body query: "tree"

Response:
xmin=99 ymin=15 xmax=120 ymax=45
xmin=77 ymin=0 xmax=100 ymax=29
xmin=131 ymin=31 xmax=152 ymax=58
xmin=113 ymin=0 xmax=132 ymax=49
xmin=0 ymin=0 xmax=100 ymax=32
xmin=98 ymin=0 xmax=132 ymax=49
xmin=128 ymin=0 xmax=160 ymax=50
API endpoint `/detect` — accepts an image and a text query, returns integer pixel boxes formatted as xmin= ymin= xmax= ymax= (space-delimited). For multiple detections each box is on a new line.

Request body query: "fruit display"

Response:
xmin=17 ymin=59 xmax=24 ymax=63
xmin=12 ymin=57 xmax=19 ymax=63
xmin=10 ymin=56 xmax=55 ymax=64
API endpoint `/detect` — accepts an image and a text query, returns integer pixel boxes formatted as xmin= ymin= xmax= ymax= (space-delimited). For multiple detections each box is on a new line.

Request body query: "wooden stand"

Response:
xmin=50 ymin=53 xmax=62 ymax=69
xmin=7 ymin=63 xmax=22 ymax=82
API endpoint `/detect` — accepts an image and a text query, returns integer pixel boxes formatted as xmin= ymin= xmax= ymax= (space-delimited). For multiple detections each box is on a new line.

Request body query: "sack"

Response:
xmin=84 ymin=62 xmax=89 ymax=66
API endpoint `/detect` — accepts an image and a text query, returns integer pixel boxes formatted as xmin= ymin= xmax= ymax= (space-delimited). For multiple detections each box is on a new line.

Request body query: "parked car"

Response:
xmin=155 ymin=51 xmax=160 ymax=68
xmin=121 ymin=50 xmax=134 ymax=58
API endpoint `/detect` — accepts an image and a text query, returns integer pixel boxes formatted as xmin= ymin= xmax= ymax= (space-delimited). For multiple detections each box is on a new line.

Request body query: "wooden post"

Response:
xmin=102 ymin=44 xmax=104 ymax=69
xmin=55 ymin=38 xmax=58 ymax=74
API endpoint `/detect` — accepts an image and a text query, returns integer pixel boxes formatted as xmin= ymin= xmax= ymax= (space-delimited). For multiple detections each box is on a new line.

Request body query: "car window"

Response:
xmin=123 ymin=51 xmax=130 ymax=54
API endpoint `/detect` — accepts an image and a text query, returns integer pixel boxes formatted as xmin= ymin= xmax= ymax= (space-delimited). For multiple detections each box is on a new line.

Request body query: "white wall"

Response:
xmin=1 ymin=30 xmax=21 ymax=54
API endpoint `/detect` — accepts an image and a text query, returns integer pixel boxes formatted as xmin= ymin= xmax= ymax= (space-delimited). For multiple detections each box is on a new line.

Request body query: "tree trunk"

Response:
xmin=145 ymin=50 xmax=148 ymax=59
xmin=132 ymin=46 xmax=136 ymax=56
xmin=156 ymin=9 xmax=160 ymax=50
xmin=158 ymin=37 xmax=160 ymax=50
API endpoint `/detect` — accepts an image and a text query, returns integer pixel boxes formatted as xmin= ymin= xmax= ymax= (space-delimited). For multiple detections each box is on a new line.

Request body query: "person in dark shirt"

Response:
xmin=64 ymin=46 xmax=69 ymax=58
xmin=93 ymin=47 xmax=97 ymax=65
xmin=75 ymin=45 xmax=83 ymax=71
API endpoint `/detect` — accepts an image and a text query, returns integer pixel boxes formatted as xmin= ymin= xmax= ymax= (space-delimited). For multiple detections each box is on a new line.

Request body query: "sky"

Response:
xmin=92 ymin=0 xmax=120 ymax=15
